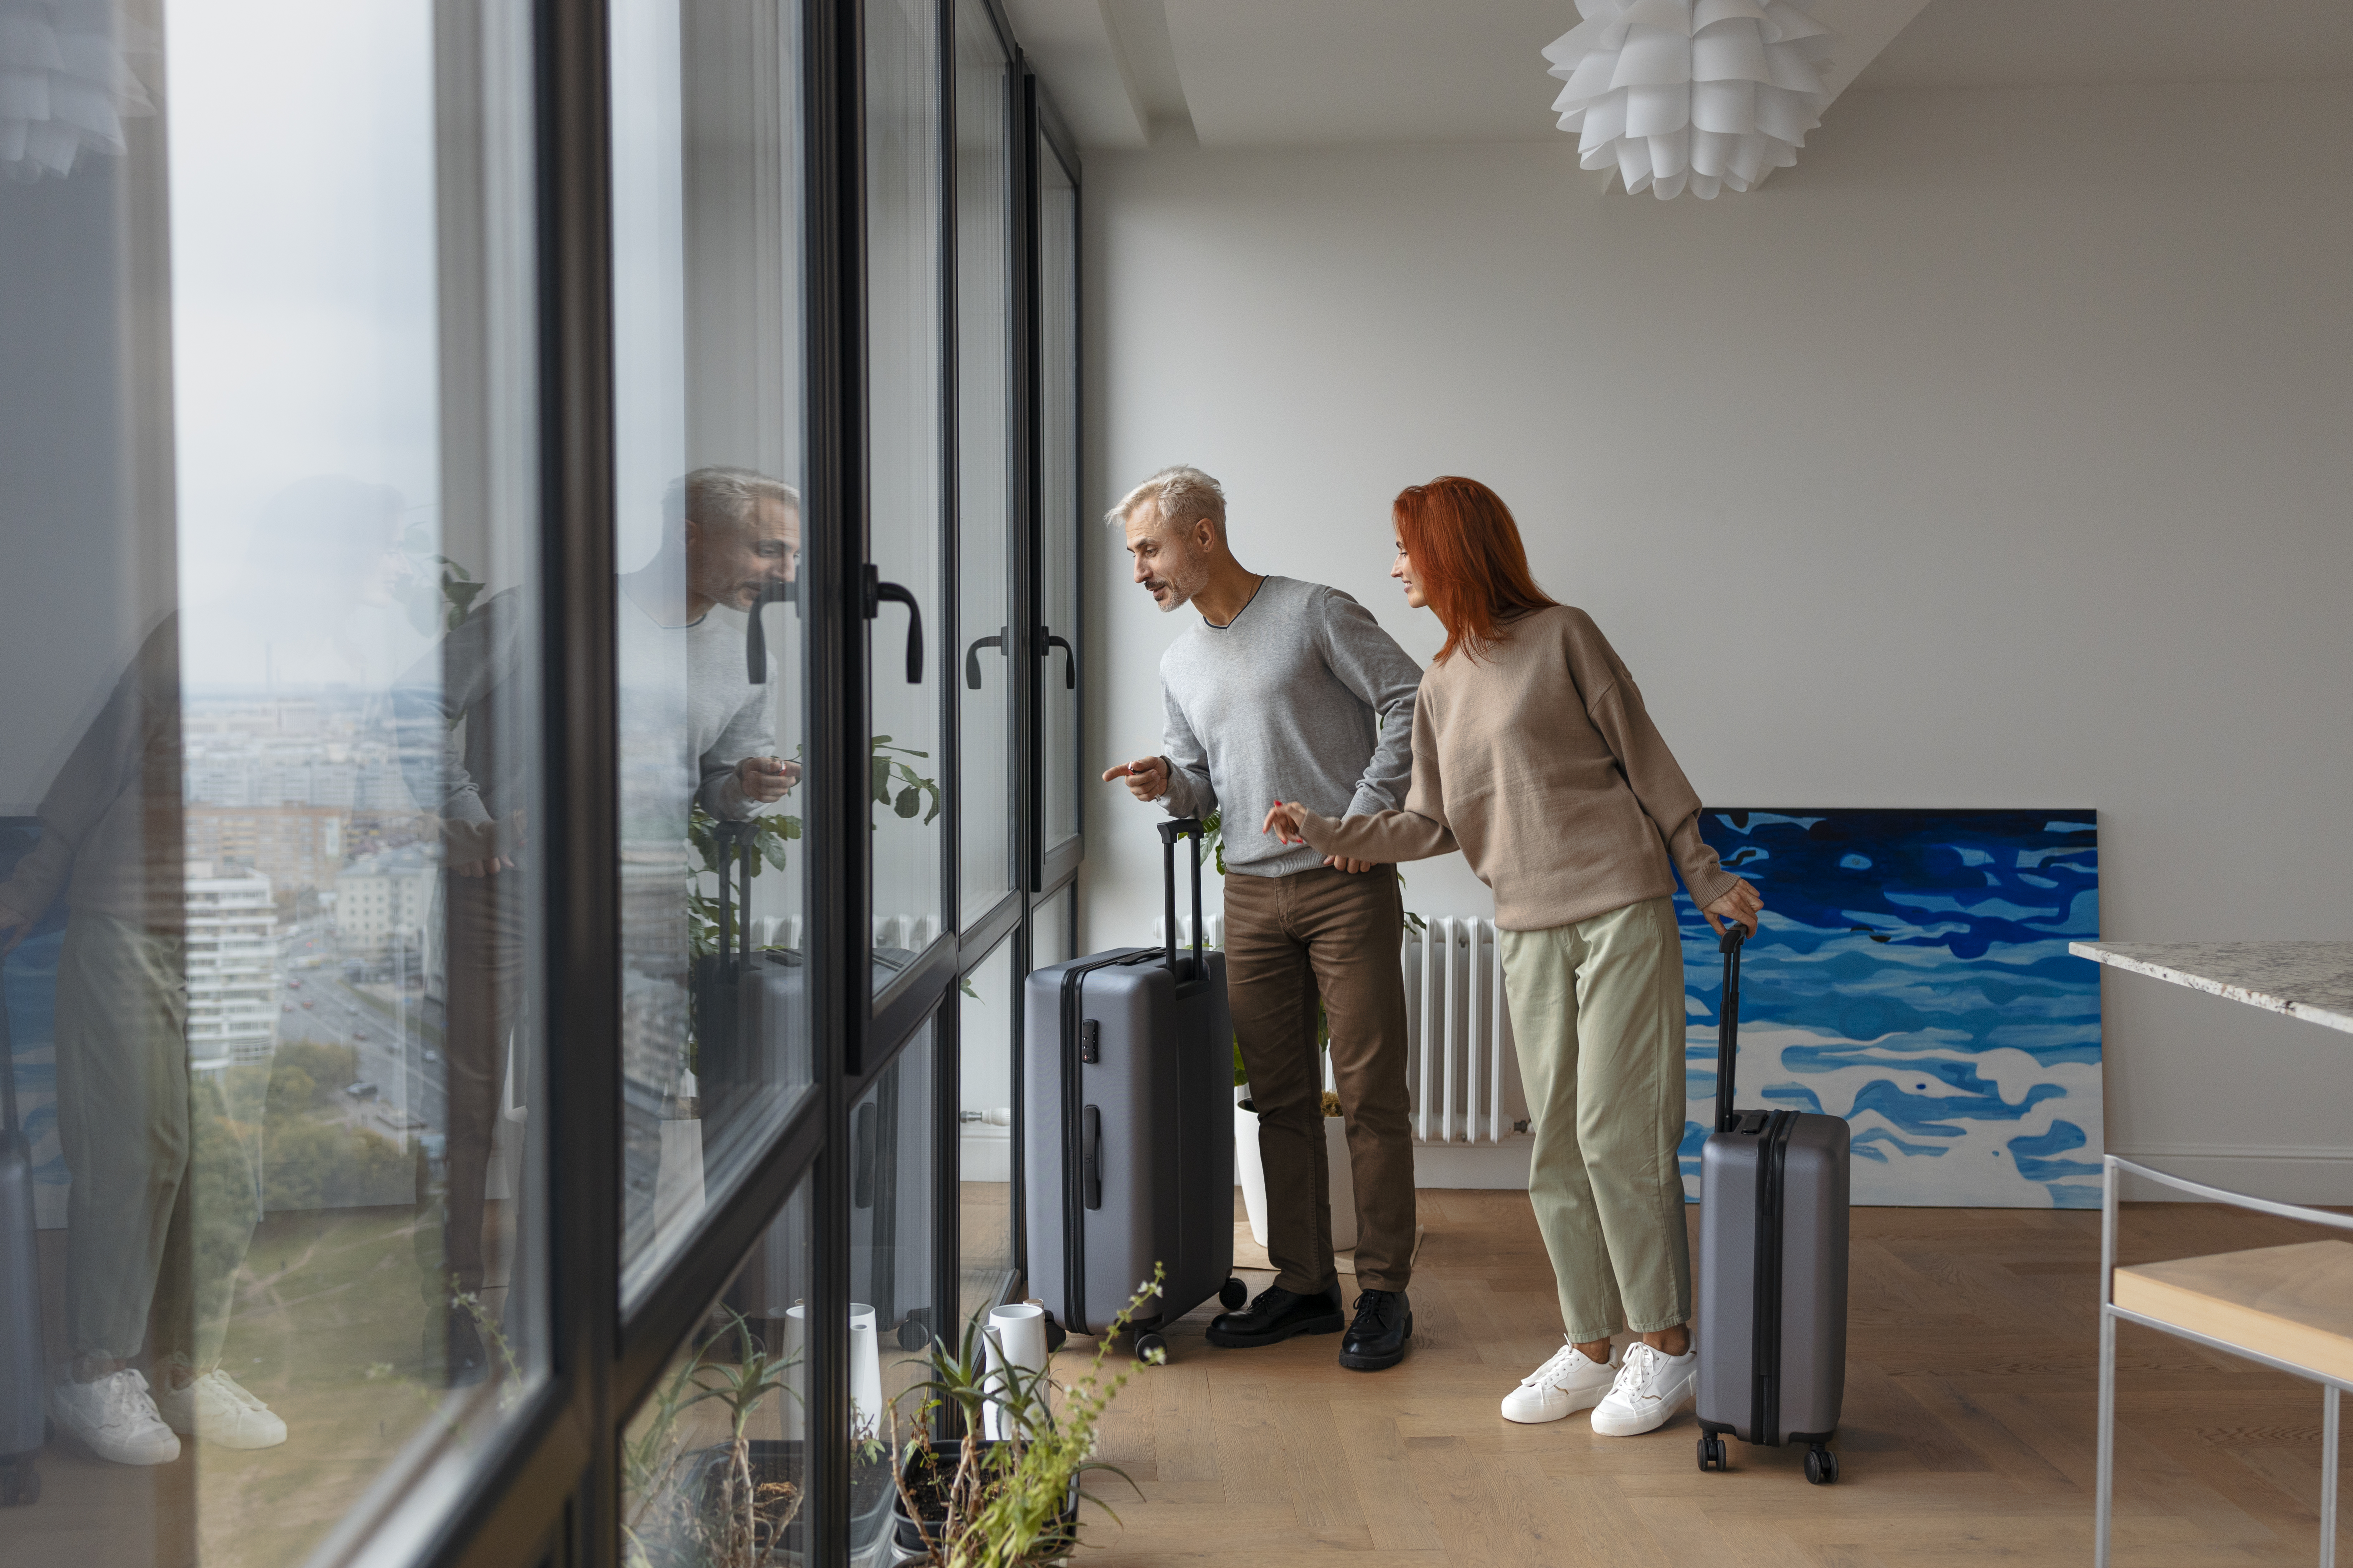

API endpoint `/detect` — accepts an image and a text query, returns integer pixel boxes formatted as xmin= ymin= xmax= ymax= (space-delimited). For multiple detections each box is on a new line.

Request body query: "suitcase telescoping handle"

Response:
xmin=1158 ymin=817 xmax=1207 ymax=980
xmin=713 ymin=817 xmax=757 ymax=970
xmin=1716 ymin=922 xmax=1745 ymax=1134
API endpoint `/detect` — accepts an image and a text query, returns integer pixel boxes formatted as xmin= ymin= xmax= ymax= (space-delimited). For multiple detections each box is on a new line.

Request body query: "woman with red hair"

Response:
xmin=1266 ymin=475 xmax=1760 ymax=1440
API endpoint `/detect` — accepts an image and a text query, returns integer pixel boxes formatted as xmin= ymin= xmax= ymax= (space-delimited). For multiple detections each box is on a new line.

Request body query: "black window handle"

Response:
xmin=852 ymin=1100 xmax=877 ymax=1209
xmin=1041 ymin=627 xmax=1074 ymax=691
xmin=964 ymin=625 xmax=1005 ymax=689
xmin=1081 ymin=1103 xmax=1101 ymax=1210
xmin=864 ymin=565 xmax=923 ymax=684
xmin=745 ymin=579 xmax=796 ymax=684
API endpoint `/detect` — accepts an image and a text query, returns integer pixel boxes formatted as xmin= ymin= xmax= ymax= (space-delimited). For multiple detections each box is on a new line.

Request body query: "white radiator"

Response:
xmin=1161 ymin=914 xmax=1531 ymax=1149
xmin=753 ymin=915 xmax=936 ymax=953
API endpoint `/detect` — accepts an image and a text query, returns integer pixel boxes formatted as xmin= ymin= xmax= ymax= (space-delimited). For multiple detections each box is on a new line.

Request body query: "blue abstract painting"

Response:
xmin=1672 ymin=810 xmax=2103 ymax=1209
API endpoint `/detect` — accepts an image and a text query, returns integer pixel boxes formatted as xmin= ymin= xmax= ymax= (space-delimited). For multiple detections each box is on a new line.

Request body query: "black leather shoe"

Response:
xmin=1205 ymin=1283 xmax=1345 ymax=1348
xmin=436 ymin=1304 xmax=489 ymax=1387
xmin=1338 ymin=1289 xmax=1412 ymax=1371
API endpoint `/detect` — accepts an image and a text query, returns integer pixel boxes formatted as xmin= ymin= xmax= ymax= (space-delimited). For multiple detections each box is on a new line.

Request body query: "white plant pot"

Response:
xmin=1233 ymin=1096 xmax=1358 ymax=1254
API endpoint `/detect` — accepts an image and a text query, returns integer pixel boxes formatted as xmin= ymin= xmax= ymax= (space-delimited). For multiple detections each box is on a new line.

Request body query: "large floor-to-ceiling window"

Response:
xmin=0 ymin=2 xmax=1081 ymax=1564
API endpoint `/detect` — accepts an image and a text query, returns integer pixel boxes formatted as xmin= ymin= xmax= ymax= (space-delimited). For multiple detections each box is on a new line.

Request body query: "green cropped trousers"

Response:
xmin=1500 ymin=895 xmax=1691 ymax=1345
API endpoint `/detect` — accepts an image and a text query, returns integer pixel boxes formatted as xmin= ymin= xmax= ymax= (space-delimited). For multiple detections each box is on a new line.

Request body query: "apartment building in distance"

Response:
xmin=184 ymin=862 xmax=279 ymax=1071
xmin=334 ymin=844 xmax=436 ymax=955
xmin=184 ymin=804 xmax=346 ymax=919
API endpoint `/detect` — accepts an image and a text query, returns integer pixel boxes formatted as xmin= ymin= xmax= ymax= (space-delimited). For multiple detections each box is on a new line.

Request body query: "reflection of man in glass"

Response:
xmin=614 ymin=467 xmax=800 ymax=1259
xmin=618 ymin=464 xmax=802 ymax=806
xmin=400 ymin=466 xmax=799 ymax=1326
xmin=393 ymin=575 xmax=537 ymax=1384
xmin=0 ymin=619 xmax=283 ymax=1463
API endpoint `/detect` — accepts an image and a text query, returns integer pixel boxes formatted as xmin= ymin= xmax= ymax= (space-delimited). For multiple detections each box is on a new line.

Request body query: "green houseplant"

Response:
xmin=891 ymin=1271 xmax=1165 ymax=1567
xmin=620 ymin=1309 xmax=830 ymax=1568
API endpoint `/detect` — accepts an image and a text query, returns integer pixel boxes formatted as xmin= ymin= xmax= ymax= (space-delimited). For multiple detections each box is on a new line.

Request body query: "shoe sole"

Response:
xmin=1499 ymin=1388 xmax=1607 ymax=1424
xmin=1205 ymin=1312 xmax=1345 ymax=1349
xmin=1590 ymin=1374 xmax=1697 ymax=1437
xmin=165 ymin=1418 xmax=290 ymax=1450
xmin=53 ymin=1402 xmax=181 ymax=1466
xmin=56 ymin=1423 xmax=180 ymax=1465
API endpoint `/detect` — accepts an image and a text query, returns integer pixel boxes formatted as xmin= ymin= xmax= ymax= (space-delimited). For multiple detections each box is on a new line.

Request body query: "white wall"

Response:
xmin=1076 ymin=81 xmax=2353 ymax=1199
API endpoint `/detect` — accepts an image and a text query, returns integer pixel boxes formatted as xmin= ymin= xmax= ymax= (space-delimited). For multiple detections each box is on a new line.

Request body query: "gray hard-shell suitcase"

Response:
xmin=1695 ymin=923 xmax=1851 ymax=1485
xmin=1022 ymin=819 xmax=1246 ymax=1355
xmin=1 ymin=942 xmax=46 ymax=1505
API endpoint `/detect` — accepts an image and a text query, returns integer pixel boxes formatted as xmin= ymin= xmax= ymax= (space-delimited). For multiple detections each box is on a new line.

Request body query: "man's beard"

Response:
xmin=1151 ymin=556 xmax=1209 ymax=613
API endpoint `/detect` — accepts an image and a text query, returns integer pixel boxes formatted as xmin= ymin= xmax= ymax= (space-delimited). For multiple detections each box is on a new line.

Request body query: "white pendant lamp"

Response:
xmin=1544 ymin=0 xmax=1838 ymax=200
xmin=0 ymin=1 xmax=154 ymax=182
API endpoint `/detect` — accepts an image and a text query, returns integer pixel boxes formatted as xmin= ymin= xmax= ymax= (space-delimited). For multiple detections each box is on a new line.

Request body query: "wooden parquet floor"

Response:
xmin=1063 ymin=1191 xmax=2350 ymax=1567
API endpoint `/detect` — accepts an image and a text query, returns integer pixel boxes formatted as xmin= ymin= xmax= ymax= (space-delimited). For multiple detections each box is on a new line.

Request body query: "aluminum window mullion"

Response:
xmin=807 ymin=0 xmax=868 ymax=1562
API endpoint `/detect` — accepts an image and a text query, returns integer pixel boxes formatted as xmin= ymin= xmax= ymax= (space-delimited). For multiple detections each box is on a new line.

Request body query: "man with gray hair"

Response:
xmin=395 ymin=464 xmax=799 ymax=1381
xmin=1101 ymin=464 xmax=1424 ymax=1372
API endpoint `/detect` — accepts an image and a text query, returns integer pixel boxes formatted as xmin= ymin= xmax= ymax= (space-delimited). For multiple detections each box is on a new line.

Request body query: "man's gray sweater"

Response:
xmin=1158 ymin=575 xmax=1422 ymax=877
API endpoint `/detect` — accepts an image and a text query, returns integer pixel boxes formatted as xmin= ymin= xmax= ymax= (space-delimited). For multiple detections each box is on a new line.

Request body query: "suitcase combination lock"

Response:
xmin=1079 ymin=1020 xmax=1100 ymax=1064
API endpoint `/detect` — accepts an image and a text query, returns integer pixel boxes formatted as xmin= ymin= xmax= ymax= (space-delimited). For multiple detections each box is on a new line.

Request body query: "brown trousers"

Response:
xmin=1223 ymin=865 xmax=1416 ymax=1295
xmin=437 ymin=864 xmax=528 ymax=1297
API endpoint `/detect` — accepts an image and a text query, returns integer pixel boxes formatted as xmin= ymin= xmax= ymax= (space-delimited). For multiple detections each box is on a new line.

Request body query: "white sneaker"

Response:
xmin=155 ymin=1370 xmax=289 ymax=1450
xmin=1500 ymin=1340 xmax=1618 ymax=1424
xmin=50 ymin=1369 xmax=182 ymax=1465
xmin=1590 ymin=1341 xmax=1698 ymax=1437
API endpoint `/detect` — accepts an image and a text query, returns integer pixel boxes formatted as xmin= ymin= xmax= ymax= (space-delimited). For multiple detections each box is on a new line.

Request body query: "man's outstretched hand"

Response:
xmin=1101 ymin=756 xmax=1170 ymax=803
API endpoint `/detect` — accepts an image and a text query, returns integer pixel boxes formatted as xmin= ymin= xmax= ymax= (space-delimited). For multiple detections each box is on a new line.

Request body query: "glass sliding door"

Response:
xmin=609 ymin=0 xmax=812 ymax=1305
xmin=953 ymin=0 xmax=1016 ymax=932
xmin=864 ymin=0 xmax=948 ymax=987
xmin=622 ymin=1178 xmax=813 ymax=1566
xmin=845 ymin=1019 xmax=937 ymax=1559
xmin=0 ymin=0 xmax=552 ymax=1560
xmin=956 ymin=937 xmax=1018 ymax=1325
xmin=1034 ymin=134 xmax=1083 ymax=890
xmin=0 ymin=0 xmax=1089 ymax=1558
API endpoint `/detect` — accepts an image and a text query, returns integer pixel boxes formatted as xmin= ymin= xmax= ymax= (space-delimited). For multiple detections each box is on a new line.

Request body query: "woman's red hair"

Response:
xmin=1393 ymin=476 xmax=1556 ymax=664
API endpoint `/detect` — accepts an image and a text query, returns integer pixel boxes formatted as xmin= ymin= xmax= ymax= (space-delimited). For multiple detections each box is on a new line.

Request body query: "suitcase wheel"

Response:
xmin=1218 ymin=1277 xmax=1248 ymax=1311
xmin=1133 ymin=1330 xmax=1169 ymax=1364
xmin=1805 ymin=1446 xmax=1839 ymax=1486
xmin=1696 ymin=1436 xmax=1728 ymax=1473
xmin=0 ymin=1462 xmax=36 ymax=1507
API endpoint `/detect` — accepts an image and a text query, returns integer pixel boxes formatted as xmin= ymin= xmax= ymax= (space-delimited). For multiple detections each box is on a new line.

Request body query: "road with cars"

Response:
xmin=276 ymin=926 xmax=448 ymax=1137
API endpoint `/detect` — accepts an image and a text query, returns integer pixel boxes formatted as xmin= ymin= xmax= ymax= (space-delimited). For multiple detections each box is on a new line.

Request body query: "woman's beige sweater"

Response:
xmin=1298 ymin=604 xmax=1737 ymax=932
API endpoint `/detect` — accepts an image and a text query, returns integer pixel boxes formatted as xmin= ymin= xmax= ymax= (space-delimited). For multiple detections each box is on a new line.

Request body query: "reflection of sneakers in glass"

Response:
xmin=155 ymin=1370 xmax=289 ymax=1450
xmin=51 ymin=1369 xmax=182 ymax=1465
xmin=1500 ymin=1340 xmax=1617 ymax=1424
xmin=1590 ymin=1341 xmax=1698 ymax=1437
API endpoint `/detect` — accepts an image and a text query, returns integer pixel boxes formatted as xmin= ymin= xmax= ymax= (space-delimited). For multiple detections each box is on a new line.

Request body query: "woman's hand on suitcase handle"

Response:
xmin=1702 ymin=877 xmax=1763 ymax=937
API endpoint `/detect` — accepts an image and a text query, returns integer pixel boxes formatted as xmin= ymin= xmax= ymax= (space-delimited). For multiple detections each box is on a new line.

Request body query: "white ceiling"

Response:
xmin=1003 ymin=0 xmax=2353 ymax=151
xmin=1851 ymin=0 xmax=2353 ymax=89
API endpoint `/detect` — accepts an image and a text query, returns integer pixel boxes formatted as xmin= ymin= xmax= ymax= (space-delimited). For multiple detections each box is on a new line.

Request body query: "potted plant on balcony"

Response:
xmin=890 ymin=1270 xmax=1164 ymax=1566
xmin=620 ymin=1307 xmax=897 ymax=1568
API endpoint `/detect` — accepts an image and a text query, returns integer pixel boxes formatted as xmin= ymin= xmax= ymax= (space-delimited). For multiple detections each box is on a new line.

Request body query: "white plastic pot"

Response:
xmin=1233 ymin=1095 xmax=1358 ymax=1254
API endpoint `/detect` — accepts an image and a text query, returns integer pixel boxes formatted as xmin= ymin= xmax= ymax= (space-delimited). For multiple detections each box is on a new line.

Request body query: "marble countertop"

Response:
xmin=2070 ymin=941 xmax=2353 ymax=1035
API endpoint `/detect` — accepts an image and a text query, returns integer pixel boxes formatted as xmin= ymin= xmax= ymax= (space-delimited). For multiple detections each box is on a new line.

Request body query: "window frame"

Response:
xmin=372 ymin=3 xmax=1083 ymax=1564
